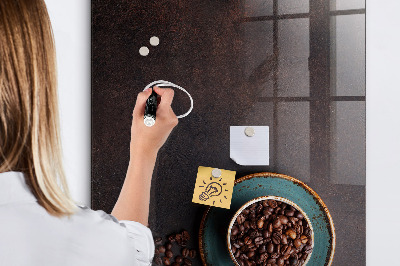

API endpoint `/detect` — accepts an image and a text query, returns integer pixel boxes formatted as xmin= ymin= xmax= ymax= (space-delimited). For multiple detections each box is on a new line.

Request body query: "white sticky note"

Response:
xmin=230 ymin=126 xmax=269 ymax=166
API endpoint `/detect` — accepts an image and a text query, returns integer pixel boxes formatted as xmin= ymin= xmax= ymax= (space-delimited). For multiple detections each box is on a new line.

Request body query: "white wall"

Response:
xmin=45 ymin=0 xmax=91 ymax=207
xmin=44 ymin=0 xmax=400 ymax=263
xmin=366 ymin=0 xmax=400 ymax=264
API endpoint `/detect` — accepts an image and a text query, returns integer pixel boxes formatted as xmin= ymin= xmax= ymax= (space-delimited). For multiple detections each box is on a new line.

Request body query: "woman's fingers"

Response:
xmin=132 ymin=88 xmax=152 ymax=118
xmin=153 ymin=86 xmax=174 ymax=107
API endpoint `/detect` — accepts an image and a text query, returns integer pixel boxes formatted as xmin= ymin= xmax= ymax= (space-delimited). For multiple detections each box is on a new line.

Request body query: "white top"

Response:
xmin=0 ymin=171 xmax=155 ymax=266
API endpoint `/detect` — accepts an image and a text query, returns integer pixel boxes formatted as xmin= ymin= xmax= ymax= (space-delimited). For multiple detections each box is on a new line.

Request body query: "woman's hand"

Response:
xmin=130 ymin=86 xmax=179 ymax=157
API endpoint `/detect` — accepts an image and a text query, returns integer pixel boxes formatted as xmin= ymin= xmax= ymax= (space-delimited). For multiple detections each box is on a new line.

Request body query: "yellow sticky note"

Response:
xmin=192 ymin=166 xmax=236 ymax=209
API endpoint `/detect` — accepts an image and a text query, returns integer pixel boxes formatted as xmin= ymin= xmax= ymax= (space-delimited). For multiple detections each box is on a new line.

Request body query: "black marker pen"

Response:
xmin=143 ymin=87 xmax=158 ymax=127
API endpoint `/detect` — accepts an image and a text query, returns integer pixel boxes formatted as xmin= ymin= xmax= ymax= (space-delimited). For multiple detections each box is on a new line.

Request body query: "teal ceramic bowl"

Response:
xmin=227 ymin=196 xmax=314 ymax=265
xmin=199 ymin=172 xmax=335 ymax=266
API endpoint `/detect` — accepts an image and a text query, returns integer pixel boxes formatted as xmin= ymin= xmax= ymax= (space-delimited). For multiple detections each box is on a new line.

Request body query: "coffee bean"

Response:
xmin=267 ymin=199 xmax=278 ymax=208
xmin=180 ymin=240 xmax=187 ymax=247
xmin=247 ymin=250 xmax=255 ymax=258
xmin=281 ymin=234 xmax=288 ymax=245
xmin=300 ymin=235 xmax=308 ymax=244
xmin=154 ymin=256 xmax=162 ymax=265
xmin=158 ymin=246 xmax=166 ymax=253
xmin=166 ymin=242 xmax=172 ymax=250
xmin=276 ymin=244 xmax=281 ymax=254
xmin=283 ymin=245 xmax=292 ymax=257
xmin=257 ymin=219 xmax=264 ymax=229
xmin=268 ymin=223 xmax=273 ymax=233
xmin=168 ymin=235 xmax=175 ymax=242
xmin=277 ymin=257 xmax=285 ymax=266
xmin=285 ymin=229 xmax=297 ymax=240
xmin=165 ymin=250 xmax=173 ymax=258
xmin=254 ymin=236 xmax=263 ymax=246
xmin=294 ymin=239 xmax=302 ymax=249
xmin=182 ymin=230 xmax=190 ymax=241
xmin=304 ymin=244 xmax=313 ymax=254
xmin=267 ymin=243 xmax=274 ymax=253
xmin=273 ymin=218 xmax=282 ymax=229
xmin=260 ymin=252 xmax=269 ymax=262
xmin=162 ymin=257 xmax=170 ymax=265
xmin=189 ymin=249 xmax=196 ymax=258
xmin=259 ymin=244 xmax=267 ymax=254
xmin=272 ymin=232 xmax=282 ymax=245
xmin=232 ymin=226 xmax=239 ymax=236
xmin=285 ymin=210 xmax=295 ymax=217
xmin=183 ymin=258 xmax=192 ymax=265
xmin=289 ymin=255 xmax=298 ymax=265
xmin=271 ymin=252 xmax=279 ymax=259
xmin=175 ymin=255 xmax=183 ymax=263
xmin=257 ymin=204 xmax=263 ymax=213
xmin=278 ymin=215 xmax=289 ymax=225
xmin=175 ymin=233 xmax=182 ymax=245
xmin=295 ymin=211 xmax=304 ymax=220
xmin=182 ymin=248 xmax=189 ymax=257
xmin=250 ymin=221 xmax=257 ymax=230
xmin=235 ymin=249 xmax=241 ymax=258
xmin=289 ymin=217 xmax=298 ymax=224
xmin=171 ymin=263 xmax=179 ymax=266
xmin=154 ymin=237 xmax=163 ymax=245
xmin=237 ymin=214 xmax=246 ymax=224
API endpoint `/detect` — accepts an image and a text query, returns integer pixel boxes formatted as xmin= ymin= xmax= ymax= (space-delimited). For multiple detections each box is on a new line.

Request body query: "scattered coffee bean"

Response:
xmin=182 ymin=248 xmax=189 ymax=258
xmin=168 ymin=235 xmax=176 ymax=242
xmin=154 ymin=256 xmax=162 ymax=265
xmin=189 ymin=249 xmax=197 ymax=258
xmin=153 ymin=229 xmax=198 ymax=265
xmin=162 ymin=257 xmax=170 ymax=265
xmin=184 ymin=258 xmax=192 ymax=265
xmin=158 ymin=246 xmax=166 ymax=253
xmin=155 ymin=237 xmax=163 ymax=245
xmin=230 ymin=199 xmax=313 ymax=266
xmin=182 ymin=230 xmax=190 ymax=241
xmin=165 ymin=250 xmax=173 ymax=258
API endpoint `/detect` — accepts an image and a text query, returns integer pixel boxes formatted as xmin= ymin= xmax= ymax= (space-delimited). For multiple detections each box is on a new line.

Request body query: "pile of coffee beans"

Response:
xmin=229 ymin=199 xmax=313 ymax=266
xmin=153 ymin=230 xmax=197 ymax=265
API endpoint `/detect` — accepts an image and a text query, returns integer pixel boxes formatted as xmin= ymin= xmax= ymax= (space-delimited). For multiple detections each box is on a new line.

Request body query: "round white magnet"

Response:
xmin=244 ymin=127 xmax=255 ymax=137
xmin=212 ymin=168 xmax=222 ymax=178
xmin=139 ymin=46 xmax=149 ymax=56
xmin=149 ymin=36 xmax=160 ymax=46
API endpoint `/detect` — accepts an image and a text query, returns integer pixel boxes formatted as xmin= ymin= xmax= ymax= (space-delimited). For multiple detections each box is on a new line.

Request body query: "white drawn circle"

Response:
xmin=139 ymin=46 xmax=149 ymax=56
xmin=149 ymin=36 xmax=160 ymax=46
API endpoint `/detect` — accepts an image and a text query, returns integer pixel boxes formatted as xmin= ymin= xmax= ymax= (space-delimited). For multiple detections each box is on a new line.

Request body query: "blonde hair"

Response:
xmin=0 ymin=0 xmax=77 ymax=217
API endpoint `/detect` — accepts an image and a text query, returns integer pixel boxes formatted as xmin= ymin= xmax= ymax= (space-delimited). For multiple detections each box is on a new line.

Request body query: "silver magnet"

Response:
xmin=211 ymin=168 xmax=222 ymax=178
xmin=244 ymin=127 xmax=255 ymax=137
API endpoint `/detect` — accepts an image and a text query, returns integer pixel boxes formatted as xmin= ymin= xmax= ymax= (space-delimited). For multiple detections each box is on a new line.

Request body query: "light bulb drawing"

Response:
xmin=193 ymin=167 xmax=235 ymax=209
xmin=199 ymin=182 xmax=222 ymax=201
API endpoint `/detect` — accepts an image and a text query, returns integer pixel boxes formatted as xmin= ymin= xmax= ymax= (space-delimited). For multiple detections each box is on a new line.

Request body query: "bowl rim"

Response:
xmin=226 ymin=195 xmax=315 ymax=265
xmin=198 ymin=172 xmax=336 ymax=266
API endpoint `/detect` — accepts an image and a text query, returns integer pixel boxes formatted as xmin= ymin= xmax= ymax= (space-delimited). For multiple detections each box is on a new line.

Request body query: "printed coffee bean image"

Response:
xmin=230 ymin=199 xmax=313 ymax=266
xmin=153 ymin=230 xmax=198 ymax=265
